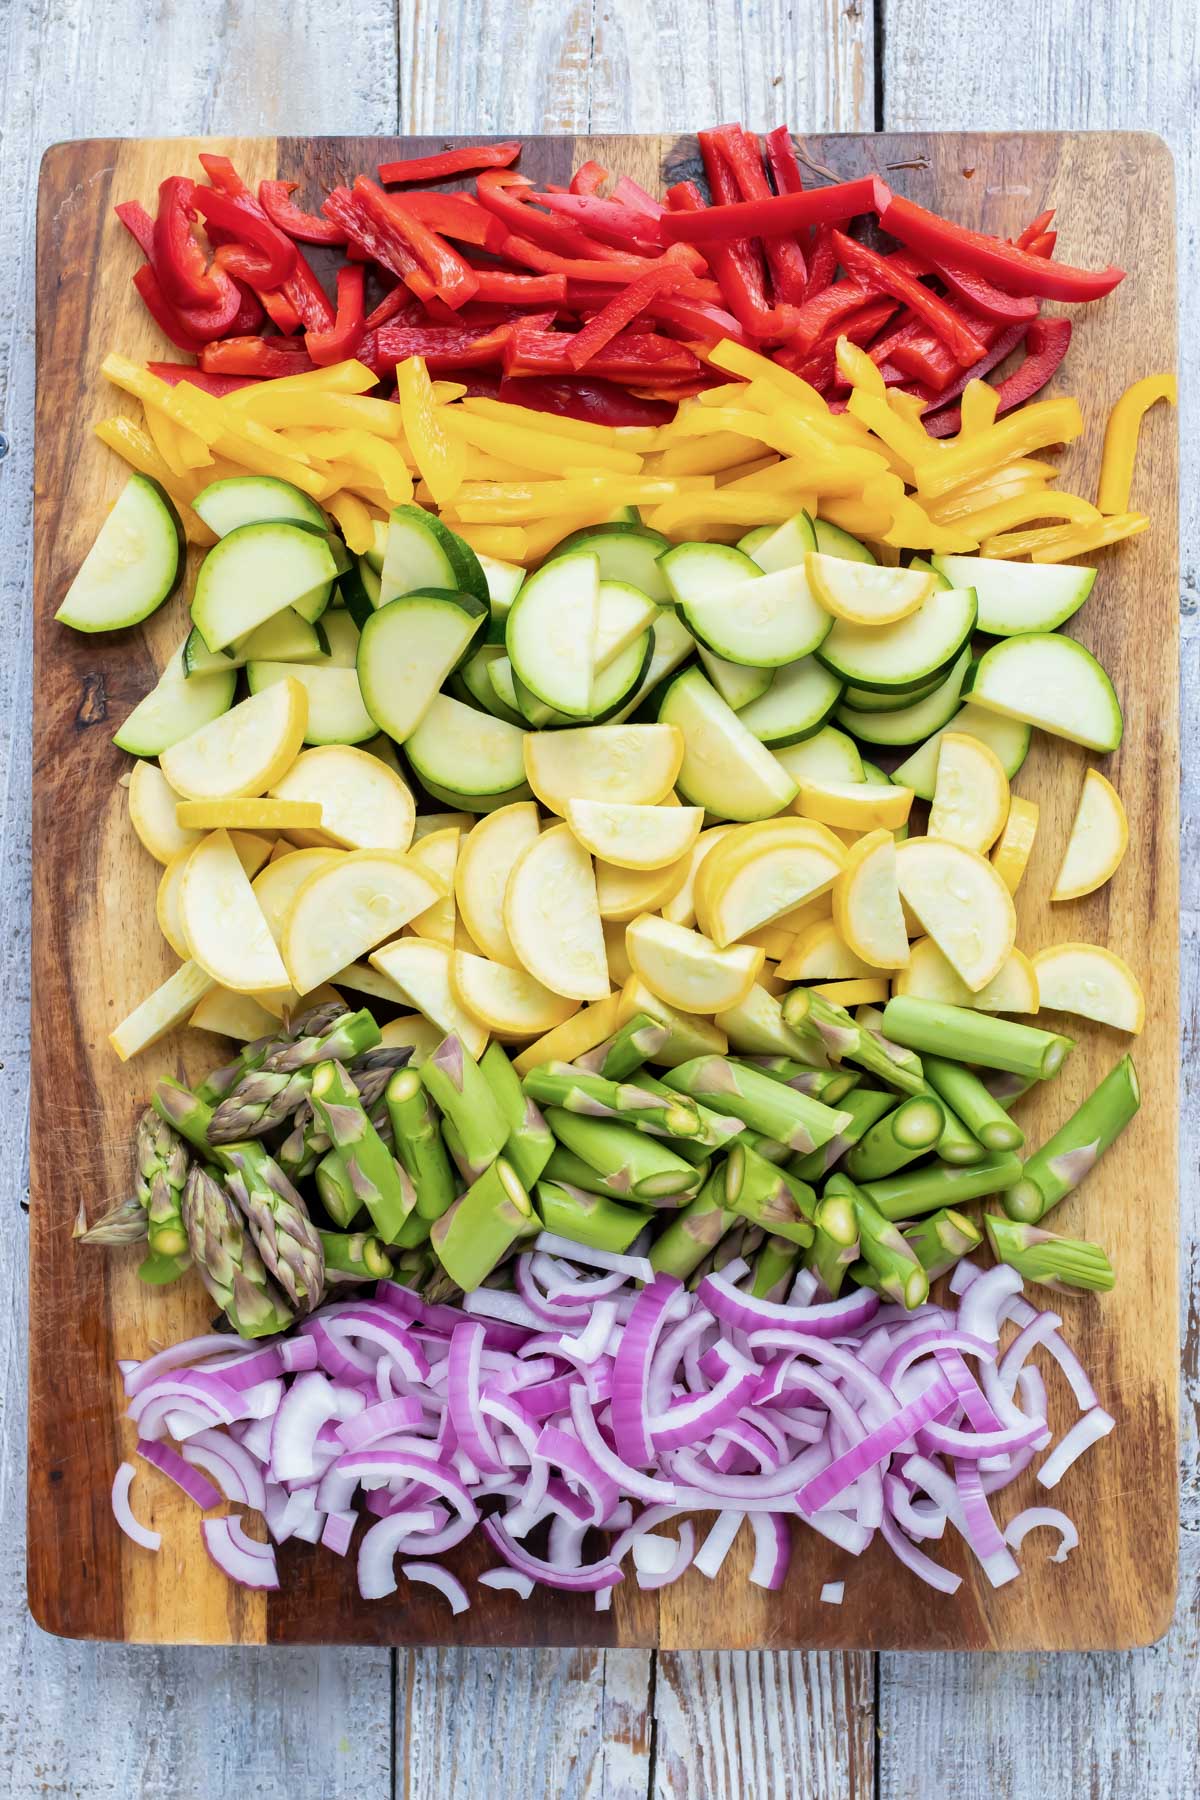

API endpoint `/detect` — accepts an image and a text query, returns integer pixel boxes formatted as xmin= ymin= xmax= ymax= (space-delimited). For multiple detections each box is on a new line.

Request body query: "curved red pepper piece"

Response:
xmin=153 ymin=176 xmax=223 ymax=309
xmin=879 ymin=192 xmax=1122 ymax=301
xmin=147 ymin=361 xmax=260 ymax=396
xmin=196 ymin=187 xmax=297 ymax=288
xmin=921 ymin=319 xmax=1069 ymax=437
xmin=199 ymin=337 xmax=318 ymax=378
xmin=376 ymin=141 xmax=521 ymax=185
xmin=831 ymin=231 xmax=987 ymax=367
xmin=258 ymin=180 xmax=349 ymax=246
xmin=305 ymin=265 xmax=367 ymax=365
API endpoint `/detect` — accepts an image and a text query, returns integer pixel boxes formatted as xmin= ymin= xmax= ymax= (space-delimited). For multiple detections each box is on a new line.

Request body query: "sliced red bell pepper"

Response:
xmin=565 ymin=263 xmax=689 ymax=369
xmin=352 ymin=178 xmax=480 ymax=309
xmin=1014 ymin=209 xmax=1054 ymax=251
xmin=667 ymin=178 xmax=796 ymax=342
xmin=304 ymin=264 xmax=366 ymax=365
xmin=199 ymin=337 xmax=318 ymax=378
xmin=475 ymin=171 xmax=648 ymax=265
xmin=648 ymin=292 xmax=747 ymax=343
xmin=775 ymin=295 xmax=898 ymax=386
xmin=258 ymin=180 xmax=348 ymax=246
xmin=908 ymin=320 xmax=1029 ymax=414
xmin=879 ymin=192 xmax=1123 ymax=300
xmin=364 ymin=285 xmax=425 ymax=332
xmin=396 ymin=191 xmax=510 ymax=252
xmin=1027 ymin=231 xmax=1056 ymax=258
xmin=229 ymin=282 xmax=266 ymax=335
xmin=498 ymin=375 xmax=673 ymax=425
xmin=764 ymin=127 xmax=805 ymax=197
xmin=570 ymin=160 xmax=610 ymax=197
xmin=153 ymin=176 xmax=223 ymax=309
xmin=130 ymin=266 xmax=208 ymax=352
xmin=922 ymin=253 xmax=1039 ymax=323
xmin=804 ymin=223 xmax=838 ymax=298
xmin=782 ymin=277 xmax=873 ymax=354
xmin=370 ymin=319 xmax=516 ymax=375
xmin=707 ymin=124 xmax=807 ymax=302
xmin=536 ymin=192 xmax=663 ymax=248
xmin=611 ymin=175 xmax=664 ymax=218
xmin=131 ymin=256 xmax=243 ymax=345
xmin=200 ymin=157 xmax=329 ymax=333
xmin=660 ymin=174 xmax=890 ymax=245
xmin=195 ymin=187 xmax=297 ymax=288
xmin=505 ymin=324 xmax=702 ymax=383
xmin=922 ymin=318 xmax=1069 ymax=437
xmin=887 ymin=322 xmax=962 ymax=388
xmin=147 ymin=361 xmax=260 ymax=396
xmin=498 ymin=233 xmax=655 ymax=284
xmin=467 ymin=270 xmax=567 ymax=304
xmin=114 ymin=199 xmax=157 ymax=260
xmin=831 ymin=230 xmax=987 ymax=366
xmin=376 ymin=140 xmax=521 ymax=184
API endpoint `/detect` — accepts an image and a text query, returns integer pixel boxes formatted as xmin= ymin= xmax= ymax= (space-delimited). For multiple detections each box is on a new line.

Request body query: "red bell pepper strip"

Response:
xmin=830 ymin=230 xmax=987 ymax=365
xmin=195 ymin=187 xmax=297 ymax=288
xmin=922 ymin=318 xmax=1069 ymax=437
xmin=648 ymin=292 xmax=748 ymax=343
xmin=611 ymin=175 xmax=664 ymax=218
xmin=565 ymin=264 xmax=690 ymax=369
xmin=352 ymin=178 xmax=480 ymax=309
xmin=909 ymin=320 xmax=1029 ymax=415
xmin=279 ymin=245 xmax=336 ymax=332
xmin=199 ymin=158 xmax=326 ymax=333
xmin=878 ymin=192 xmax=1123 ymax=300
xmin=147 ymin=361 xmax=260 ymax=396
xmin=467 ymin=270 xmax=568 ymax=304
xmin=505 ymin=325 xmax=702 ymax=383
xmin=396 ymin=190 xmax=510 ymax=251
xmin=229 ymin=282 xmax=266 ymax=335
xmin=922 ymin=253 xmax=1039 ymax=323
xmin=1014 ymin=210 xmax=1054 ymax=251
xmin=153 ymin=177 xmax=223 ymax=309
xmin=570 ymin=160 xmax=610 ymax=196
xmin=667 ymin=179 xmax=796 ymax=341
xmin=783 ymin=278 xmax=874 ymax=354
xmin=1027 ymin=231 xmax=1056 ymax=258
xmin=498 ymin=233 xmax=656 ymax=284
xmin=364 ymin=286 xmax=425 ymax=332
xmin=114 ymin=199 xmax=157 ymax=260
xmin=764 ymin=127 xmax=805 ymax=197
xmin=370 ymin=319 xmax=517 ymax=375
xmin=887 ymin=322 xmax=964 ymax=389
xmin=199 ymin=337 xmax=318 ymax=378
xmin=775 ymin=295 xmax=898 ymax=386
xmin=498 ymin=374 xmax=674 ymax=426
xmin=305 ymin=264 xmax=366 ymax=365
xmin=258 ymin=180 xmax=348 ymax=245
xmin=660 ymin=174 xmax=890 ymax=245
xmin=376 ymin=141 xmax=521 ymax=184
xmin=535 ymin=192 xmax=663 ymax=248
xmin=131 ymin=255 xmax=243 ymax=345
xmin=475 ymin=170 xmax=648 ymax=265
xmin=804 ymin=224 xmax=838 ymax=298
xmin=697 ymin=135 xmax=775 ymax=324
xmin=707 ymin=124 xmax=807 ymax=302
xmin=130 ymin=266 xmax=209 ymax=352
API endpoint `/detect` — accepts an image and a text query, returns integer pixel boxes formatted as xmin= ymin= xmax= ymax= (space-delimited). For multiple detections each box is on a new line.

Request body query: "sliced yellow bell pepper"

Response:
xmin=396 ymin=354 xmax=466 ymax=507
xmin=835 ymin=337 xmax=887 ymax=398
xmin=741 ymin=377 xmax=876 ymax=449
xmin=887 ymin=389 xmax=930 ymax=428
xmin=926 ymin=465 xmax=1051 ymax=523
xmin=911 ymin=396 xmax=1084 ymax=498
xmin=325 ymin=490 xmax=376 ymax=554
xmin=695 ymin=378 xmax=760 ymax=409
xmin=226 ymin=389 xmax=406 ymax=436
xmin=652 ymin=431 xmax=772 ymax=476
xmin=1030 ymin=512 xmax=1150 ymax=563
xmin=141 ymin=404 xmax=194 ymax=479
xmin=452 ymin=524 xmax=531 ymax=562
xmin=646 ymin=491 xmax=801 ymax=534
xmin=519 ymin=512 xmax=614 ymax=561
xmin=942 ymin=489 xmax=1101 ymax=541
xmin=444 ymin=408 xmax=643 ymax=476
xmin=846 ymin=391 xmax=934 ymax=479
xmin=716 ymin=454 xmax=781 ymax=486
xmin=959 ymin=378 xmax=1000 ymax=435
xmin=450 ymin=476 xmax=703 ymax=525
xmin=286 ymin=429 xmax=414 ymax=505
xmin=1096 ymin=372 xmax=1177 ymax=514
xmin=224 ymin=358 xmax=379 ymax=404
xmin=670 ymin=405 xmax=888 ymax=494
xmin=458 ymin=396 xmax=659 ymax=454
xmin=881 ymin=495 xmax=979 ymax=553
xmin=93 ymin=417 xmax=216 ymax=545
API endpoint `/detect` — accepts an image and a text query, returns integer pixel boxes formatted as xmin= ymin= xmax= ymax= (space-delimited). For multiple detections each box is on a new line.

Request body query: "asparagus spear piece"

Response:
xmin=75 ymin=1195 xmax=149 ymax=1246
xmin=844 ymin=1093 xmax=945 ymax=1181
xmin=985 ymin=1214 xmax=1115 ymax=1293
xmin=543 ymin=1108 xmax=704 ymax=1201
xmin=420 ymin=1033 xmax=511 ymax=1175
xmin=747 ymin=1058 xmax=860 ymax=1104
xmin=982 ymin=1071 xmax=1037 ymax=1110
xmin=632 ymin=1071 xmax=746 ymax=1151
xmin=742 ymin=1130 xmax=792 ymax=1165
xmin=722 ymin=1142 xmax=815 ymax=1246
xmin=788 ymin=1087 xmax=896 ymax=1182
xmin=782 ymin=989 xmax=927 ymax=1096
xmin=903 ymin=1207 xmax=983 ymax=1279
xmin=857 ymin=1152 xmax=1024 ymax=1221
xmin=648 ymin=1169 xmax=736 ymax=1278
xmin=535 ymin=1180 xmax=653 ymax=1252
xmin=132 ymin=1106 xmax=192 ymax=1278
xmin=318 ymin=1229 xmax=395 ymax=1284
xmin=181 ymin=1165 xmax=294 ymax=1336
xmin=441 ymin=1117 xmax=482 ymax=1185
xmin=752 ymin=1236 xmax=801 ymax=1302
xmin=911 ymin=1078 xmax=987 ymax=1167
xmin=804 ymin=1189 xmax=860 ymax=1297
xmin=881 ymin=996 xmax=1074 ymax=1080
xmin=195 ymin=1001 xmax=346 ymax=1105
xmin=839 ymin=1176 xmax=929 ymax=1309
xmin=481 ymin=1044 xmax=555 ymax=1189
xmin=391 ymin=1246 xmax=434 ymax=1290
xmin=541 ymin=1145 xmax=653 ymax=1203
xmin=310 ymin=1060 xmax=416 ymax=1244
xmin=594 ymin=1013 xmax=672 ymax=1080
xmin=385 ymin=1067 xmax=457 ymax=1221
xmin=314 ymin=1148 xmax=363 ymax=1229
xmin=921 ymin=1053 xmax=1026 ymax=1152
xmin=661 ymin=1056 xmax=851 ymax=1154
xmin=524 ymin=1062 xmax=703 ymax=1140
xmin=222 ymin=1141 xmax=326 ymax=1313
xmin=1002 ymin=1054 xmax=1141 ymax=1224
xmin=430 ymin=1157 xmax=533 ymax=1289
xmin=207 ymin=1009 xmax=387 ymax=1142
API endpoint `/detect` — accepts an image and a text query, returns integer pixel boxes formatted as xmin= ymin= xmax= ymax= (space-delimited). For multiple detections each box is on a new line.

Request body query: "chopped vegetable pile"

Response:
xmin=58 ymin=127 xmax=1178 ymax=1613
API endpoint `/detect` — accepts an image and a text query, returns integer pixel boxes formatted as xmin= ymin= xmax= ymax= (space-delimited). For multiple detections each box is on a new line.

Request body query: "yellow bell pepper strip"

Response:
xmin=1096 ymin=373 xmax=1177 ymax=514
xmin=286 ymin=430 xmax=415 ymax=505
xmin=325 ymin=489 xmax=378 ymax=554
xmin=959 ymin=378 xmax=1000 ymax=435
xmin=669 ymin=405 xmax=889 ymax=494
xmin=450 ymin=476 xmax=706 ymax=524
xmin=716 ymin=454 xmax=782 ymax=485
xmin=395 ymin=353 xmax=466 ymax=506
xmin=887 ymin=388 xmax=931 ymax=428
xmin=455 ymin=451 xmax=553 ymax=483
xmin=443 ymin=407 xmax=644 ymax=477
xmin=92 ymin=418 xmax=216 ymax=545
xmin=695 ymin=380 xmax=762 ymax=408
xmin=910 ymin=396 xmax=1084 ymax=498
xmin=740 ymin=377 xmax=877 ymax=449
xmin=646 ymin=491 xmax=801 ymax=534
xmin=846 ymin=390 xmax=935 ymax=480
xmin=452 ymin=524 xmax=531 ymax=561
xmin=458 ymin=396 xmax=660 ymax=454
xmin=941 ymin=489 xmax=1101 ymax=541
xmin=835 ymin=337 xmax=888 ymax=398
xmin=519 ymin=513 xmax=614 ymax=560
xmin=223 ymin=358 xmax=379 ymax=403
xmin=717 ymin=463 xmax=814 ymax=507
xmin=652 ymin=431 xmax=775 ymax=476
xmin=1030 ymin=512 xmax=1150 ymax=563
xmin=225 ymin=389 xmax=406 ymax=436
xmin=927 ymin=460 xmax=1055 ymax=522
xmin=976 ymin=523 xmax=1078 ymax=559
xmin=881 ymin=495 xmax=980 ymax=554
xmin=140 ymin=404 xmax=195 ymax=479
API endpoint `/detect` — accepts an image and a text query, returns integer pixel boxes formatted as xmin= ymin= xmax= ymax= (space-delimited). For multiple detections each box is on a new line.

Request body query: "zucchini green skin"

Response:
xmin=55 ymin=473 xmax=186 ymax=634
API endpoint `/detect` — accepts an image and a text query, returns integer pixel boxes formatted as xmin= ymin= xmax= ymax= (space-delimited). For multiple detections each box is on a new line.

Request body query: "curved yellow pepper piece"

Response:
xmin=1096 ymin=373 xmax=1177 ymax=514
xmin=959 ymin=379 xmax=1000 ymax=435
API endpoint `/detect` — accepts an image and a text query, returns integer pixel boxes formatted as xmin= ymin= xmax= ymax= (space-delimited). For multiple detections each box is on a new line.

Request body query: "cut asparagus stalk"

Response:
xmin=746 ymin=1058 xmax=861 ymax=1105
xmin=309 ymin=1060 xmax=416 ymax=1244
xmin=314 ymin=1149 xmax=364 ymax=1229
xmin=985 ymin=1214 xmax=1115 ymax=1293
xmin=752 ymin=1236 xmax=801 ymax=1302
xmin=194 ymin=1001 xmax=345 ymax=1104
xmin=391 ymin=1246 xmax=434 ymax=1290
xmin=844 ymin=1093 xmax=945 ymax=1181
xmin=841 ymin=1177 xmax=929 ymax=1309
xmin=783 ymin=988 xmax=926 ymax=1096
xmin=430 ymin=1157 xmax=533 ymax=1288
xmin=880 ymin=996 xmax=1074 ymax=1080
xmin=921 ymin=1052 xmax=1026 ymax=1152
xmin=789 ymin=1087 xmax=897 ymax=1182
xmin=982 ymin=1070 xmax=1037 ymax=1110
xmin=631 ymin=1070 xmax=747 ymax=1151
xmin=181 ymin=1164 xmax=294 ymax=1337
xmin=911 ymin=1078 xmax=988 ymax=1167
xmin=523 ymin=1061 xmax=703 ymax=1140
xmin=742 ymin=1130 xmax=792 ymax=1165
xmin=385 ymin=1066 xmax=457 ymax=1222
xmin=541 ymin=1145 xmax=655 ymax=1203
xmin=715 ymin=1222 xmax=764 ymax=1273
xmin=649 ymin=1169 xmax=736 ymax=1278
xmin=661 ymin=1056 xmax=851 ymax=1154
xmin=1002 ymin=1053 xmax=1140 ymax=1224
xmin=221 ymin=1141 xmax=325 ymax=1313
xmin=597 ymin=1013 xmax=672 ymax=1080
xmin=76 ymin=1194 xmax=149 ymax=1246
xmin=441 ymin=1117 xmax=487 ymax=1185
xmin=420 ymin=1032 xmax=512 ymax=1174
xmin=903 ymin=1207 xmax=983 ymax=1279
xmin=207 ymin=1008 xmax=385 ymax=1142
xmin=534 ymin=1180 xmax=653 ymax=1252
xmin=318 ymin=1229 xmax=395 ymax=1284
xmin=137 ymin=1108 xmax=192 ymax=1274
xmin=858 ymin=1152 xmax=1024 ymax=1221
xmin=481 ymin=1043 xmax=555 ymax=1189
xmin=805 ymin=1189 xmax=860 ymax=1297
xmin=722 ymin=1141 xmax=816 ymax=1245
xmin=542 ymin=1108 xmax=703 ymax=1201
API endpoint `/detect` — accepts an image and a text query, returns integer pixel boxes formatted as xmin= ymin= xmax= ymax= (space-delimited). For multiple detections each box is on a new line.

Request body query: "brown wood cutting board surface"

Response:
xmin=30 ymin=132 xmax=1177 ymax=1649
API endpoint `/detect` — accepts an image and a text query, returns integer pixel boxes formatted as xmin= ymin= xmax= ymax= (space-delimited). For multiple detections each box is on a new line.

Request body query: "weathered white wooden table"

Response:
xmin=0 ymin=1 xmax=1193 ymax=1792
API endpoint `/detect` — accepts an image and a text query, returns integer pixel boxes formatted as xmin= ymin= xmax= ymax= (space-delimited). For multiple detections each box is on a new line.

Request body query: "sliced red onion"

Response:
xmin=948 ymin=1259 xmax=983 ymax=1295
xmin=279 ymin=1336 xmax=320 ymax=1373
xmin=700 ymin=1272 xmax=879 ymax=1339
xmin=482 ymin=1516 xmax=623 ymax=1592
xmin=447 ymin=1322 xmax=506 ymax=1474
xmin=357 ymin=1511 xmax=443 ymax=1598
xmin=879 ymin=1510 xmax=961 ymax=1594
xmin=798 ymin=1374 xmax=957 ymax=1515
xmin=788 ymin=1269 xmax=820 ymax=1306
xmin=112 ymin=1462 xmax=161 ymax=1551
xmin=533 ymin=1232 xmax=654 ymax=1283
xmin=557 ymin=1300 xmax=619 ymax=1364
xmin=534 ymin=1256 xmax=626 ymax=1303
xmin=479 ymin=1567 xmax=535 ymax=1598
xmin=957 ymin=1265 xmax=1022 ymax=1343
xmin=204 ymin=1345 xmax=286 ymax=1390
xmin=611 ymin=1274 xmax=687 ymax=1468
xmin=536 ymin=1423 xmax=620 ymax=1525
xmin=820 ymin=1581 xmax=845 ymax=1605
xmin=1004 ymin=1505 xmax=1079 ymax=1563
xmin=567 ymin=1385 xmax=677 ymax=1504
xmin=402 ymin=1561 xmax=470 ymax=1613
xmin=463 ymin=1287 xmax=545 ymax=1330
xmin=649 ymin=1343 xmax=761 ymax=1453
xmin=201 ymin=1516 xmax=279 ymax=1589
xmin=694 ymin=1509 xmax=745 ymax=1578
xmin=336 ymin=1396 xmax=425 ymax=1452
xmin=238 ymin=1378 xmax=285 ymax=1420
xmin=748 ymin=1513 xmax=790 ymax=1590
xmin=324 ymin=1307 xmax=432 ymax=1382
xmin=124 ymin=1335 xmax=240 ymax=1398
xmin=321 ymin=1510 xmax=357 ymax=1557
xmin=270 ymin=1372 xmax=343 ymax=1483
xmin=954 ymin=1461 xmax=1017 ymax=1580
xmin=549 ymin=1513 xmax=589 ymax=1569
xmin=238 ymin=1415 xmax=275 ymax=1463
xmin=128 ymin=1373 xmax=240 ymax=1429
xmin=634 ymin=1523 xmax=696 ymax=1589
xmin=920 ymin=1416 xmax=1047 ymax=1463
xmin=805 ymin=1509 xmax=873 ymax=1555
xmin=1038 ymin=1407 xmax=1115 ymax=1488
xmin=1015 ymin=1368 xmax=1054 ymax=1450
xmin=183 ymin=1428 xmax=267 ymax=1510
xmin=884 ymin=1473 xmax=946 ymax=1541
xmin=136 ymin=1438 xmax=222 ymax=1511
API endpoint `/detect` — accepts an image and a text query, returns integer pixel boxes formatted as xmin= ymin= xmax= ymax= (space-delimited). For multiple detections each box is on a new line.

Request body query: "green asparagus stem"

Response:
xmin=391 ymin=1210 xmax=433 ymax=1249
xmin=742 ymin=1130 xmax=792 ymax=1165
xmin=391 ymin=1246 xmax=434 ymax=1290
xmin=314 ymin=1149 xmax=364 ymax=1229
xmin=910 ymin=1078 xmax=987 ymax=1167
xmin=804 ymin=1189 xmax=860 ymax=1297
xmin=524 ymin=1061 xmax=703 ymax=1140
xmin=481 ymin=1044 xmax=556 ymax=1189
xmin=135 ymin=1106 xmax=192 ymax=1277
xmin=541 ymin=1145 xmax=650 ymax=1203
xmin=752 ymin=1236 xmax=801 ymax=1302
xmin=782 ymin=989 xmax=927 ymax=1096
xmin=222 ymin=1141 xmax=326 ymax=1312
xmin=748 ymin=1058 xmax=861 ymax=1106
xmin=903 ymin=1207 xmax=983 ymax=1279
xmin=194 ymin=1001 xmax=345 ymax=1105
xmin=840 ymin=1177 xmax=929 ymax=1309
xmin=420 ymin=1032 xmax=511 ymax=1176
xmin=632 ymin=1071 xmax=746 ymax=1152
xmin=982 ymin=1071 xmax=1038 ymax=1110
xmin=788 ymin=1087 xmax=897 ymax=1182
xmin=722 ymin=1142 xmax=815 ymax=1246
xmin=76 ymin=1195 xmax=149 ymax=1245
xmin=385 ymin=1066 xmax=458 ymax=1222
xmin=310 ymin=1061 xmax=416 ymax=1244
xmin=542 ymin=1108 xmax=703 ymax=1202
xmin=648 ymin=1169 xmax=736 ymax=1279
xmin=535 ymin=1180 xmax=653 ymax=1252
xmin=881 ymin=996 xmax=1074 ymax=1080
xmin=594 ymin=1014 xmax=672 ymax=1080
xmin=857 ymin=1152 xmax=1024 ymax=1221
xmin=844 ymin=1093 xmax=945 ymax=1181
xmin=921 ymin=1053 xmax=1026 ymax=1152
xmin=1002 ymin=1054 xmax=1141 ymax=1224
xmin=430 ymin=1157 xmax=533 ymax=1289
xmin=985 ymin=1213 xmax=1115 ymax=1293
xmin=207 ymin=1009 xmax=386 ymax=1142
xmin=318 ymin=1228 xmax=395 ymax=1284
xmin=181 ymin=1165 xmax=295 ymax=1337
xmin=661 ymin=1056 xmax=851 ymax=1154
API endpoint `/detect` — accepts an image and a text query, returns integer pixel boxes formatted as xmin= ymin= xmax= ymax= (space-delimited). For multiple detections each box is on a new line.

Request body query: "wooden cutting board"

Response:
xmin=29 ymin=132 xmax=1178 ymax=1650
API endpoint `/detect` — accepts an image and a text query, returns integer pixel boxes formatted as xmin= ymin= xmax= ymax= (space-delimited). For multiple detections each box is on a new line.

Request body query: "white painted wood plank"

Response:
xmin=0 ymin=2 xmax=398 ymax=1794
xmin=878 ymin=3 xmax=1198 ymax=1794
